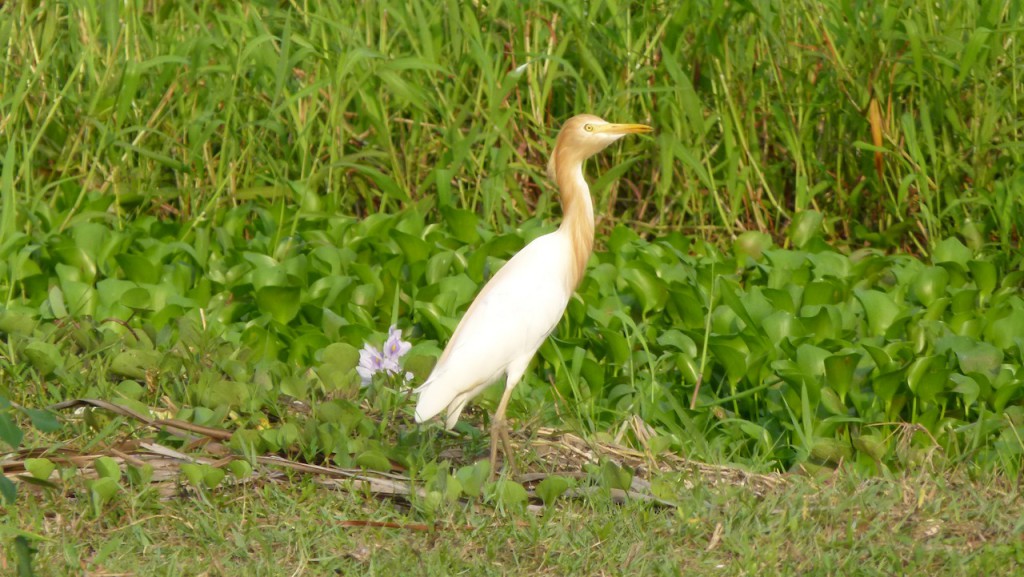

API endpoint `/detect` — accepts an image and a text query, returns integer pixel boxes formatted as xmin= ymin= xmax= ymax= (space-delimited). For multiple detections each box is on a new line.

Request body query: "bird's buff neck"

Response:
xmin=555 ymin=163 xmax=595 ymax=290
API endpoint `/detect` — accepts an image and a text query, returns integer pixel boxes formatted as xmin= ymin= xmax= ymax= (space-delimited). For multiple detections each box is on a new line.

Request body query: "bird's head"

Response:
xmin=547 ymin=114 xmax=652 ymax=180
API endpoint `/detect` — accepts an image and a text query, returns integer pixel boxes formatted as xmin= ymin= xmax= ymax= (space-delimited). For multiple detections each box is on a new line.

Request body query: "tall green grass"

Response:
xmin=1 ymin=0 xmax=1021 ymax=251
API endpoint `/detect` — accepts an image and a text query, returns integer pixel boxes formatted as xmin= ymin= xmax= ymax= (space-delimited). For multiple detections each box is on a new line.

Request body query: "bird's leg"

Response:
xmin=489 ymin=383 xmax=518 ymax=479
xmin=499 ymin=419 xmax=517 ymax=477
xmin=488 ymin=423 xmax=500 ymax=476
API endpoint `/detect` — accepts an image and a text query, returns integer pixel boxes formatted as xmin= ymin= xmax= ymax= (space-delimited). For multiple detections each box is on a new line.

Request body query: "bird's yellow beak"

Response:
xmin=595 ymin=123 xmax=653 ymax=135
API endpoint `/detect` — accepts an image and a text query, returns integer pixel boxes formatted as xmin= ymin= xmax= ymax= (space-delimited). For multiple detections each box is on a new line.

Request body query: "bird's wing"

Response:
xmin=414 ymin=233 xmax=572 ymax=422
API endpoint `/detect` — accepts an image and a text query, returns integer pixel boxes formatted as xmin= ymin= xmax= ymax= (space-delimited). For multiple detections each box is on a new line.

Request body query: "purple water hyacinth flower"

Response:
xmin=356 ymin=343 xmax=386 ymax=386
xmin=357 ymin=325 xmax=413 ymax=386
xmin=383 ymin=325 xmax=412 ymax=360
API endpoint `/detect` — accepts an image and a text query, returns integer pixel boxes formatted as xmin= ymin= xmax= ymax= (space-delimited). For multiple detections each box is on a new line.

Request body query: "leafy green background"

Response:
xmin=2 ymin=0 xmax=1024 ymax=509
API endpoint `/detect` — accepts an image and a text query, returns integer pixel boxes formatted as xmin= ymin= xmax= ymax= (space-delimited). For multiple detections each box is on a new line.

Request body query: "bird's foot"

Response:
xmin=488 ymin=418 xmax=518 ymax=479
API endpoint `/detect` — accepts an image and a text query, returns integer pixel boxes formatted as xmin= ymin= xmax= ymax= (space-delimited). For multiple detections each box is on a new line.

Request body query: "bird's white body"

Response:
xmin=411 ymin=114 xmax=651 ymax=470
xmin=414 ymin=230 xmax=576 ymax=428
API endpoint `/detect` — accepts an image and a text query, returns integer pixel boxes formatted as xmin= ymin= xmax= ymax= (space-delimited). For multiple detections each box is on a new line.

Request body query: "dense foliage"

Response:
xmin=2 ymin=0 xmax=1023 ymax=512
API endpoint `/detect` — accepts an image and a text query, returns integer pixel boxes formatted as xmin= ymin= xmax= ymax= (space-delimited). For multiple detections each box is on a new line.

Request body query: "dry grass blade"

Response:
xmin=337 ymin=520 xmax=435 ymax=531
xmin=868 ymin=96 xmax=885 ymax=181
xmin=49 ymin=398 xmax=233 ymax=441
xmin=524 ymin=428 xmax=785 ymax=497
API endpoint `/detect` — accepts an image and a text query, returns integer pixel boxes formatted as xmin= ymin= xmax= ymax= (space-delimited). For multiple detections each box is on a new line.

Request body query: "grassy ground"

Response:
xmin=7 ymin=462 xmax=1023 ymax=576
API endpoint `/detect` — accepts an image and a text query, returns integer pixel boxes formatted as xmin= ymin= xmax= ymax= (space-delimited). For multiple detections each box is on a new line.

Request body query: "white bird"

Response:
xmin=414 ymin=114 xmax=652 ymax=473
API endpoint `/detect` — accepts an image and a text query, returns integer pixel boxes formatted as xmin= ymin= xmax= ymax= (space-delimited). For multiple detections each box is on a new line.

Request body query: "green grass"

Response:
xmin=2 ymin=0 xmax=1024 ymax=574
xmin=1 ymin=0 xmax=1022 ymax=247
xmin=7 ymin=467 xmax=1024 ymax=576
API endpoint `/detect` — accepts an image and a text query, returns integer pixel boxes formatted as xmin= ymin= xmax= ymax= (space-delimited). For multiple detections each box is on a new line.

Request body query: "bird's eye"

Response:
xmin=583 ymin=123 xmax=594 ymax=132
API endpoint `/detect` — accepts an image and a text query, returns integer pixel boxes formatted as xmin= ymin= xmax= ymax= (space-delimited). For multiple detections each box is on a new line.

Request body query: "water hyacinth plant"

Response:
xmin=357 ymin=326 xmax=413 ymax=387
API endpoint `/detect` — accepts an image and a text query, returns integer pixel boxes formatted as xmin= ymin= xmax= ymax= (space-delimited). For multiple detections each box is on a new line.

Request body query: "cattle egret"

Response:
xmin=414 ymin=114 xmax=652 ymax=473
